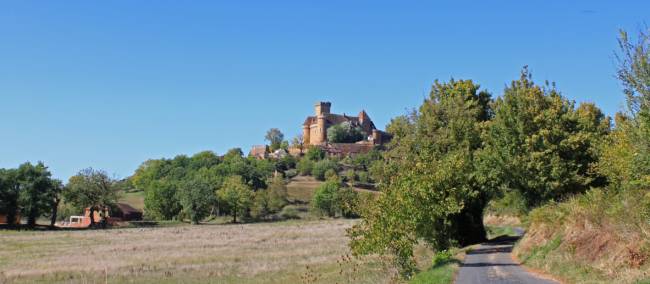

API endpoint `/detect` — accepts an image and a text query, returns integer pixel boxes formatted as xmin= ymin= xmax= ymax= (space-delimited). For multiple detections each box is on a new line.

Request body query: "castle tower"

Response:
xmin=302 ymin=124 xmax=310 ymax=145
xmin=314 ymin=102 xmax=331 ymax=144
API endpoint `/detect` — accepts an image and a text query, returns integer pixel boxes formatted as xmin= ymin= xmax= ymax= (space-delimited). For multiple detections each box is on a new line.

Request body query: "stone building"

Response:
xmin=302 ymin=101 xmax=387 ymax=146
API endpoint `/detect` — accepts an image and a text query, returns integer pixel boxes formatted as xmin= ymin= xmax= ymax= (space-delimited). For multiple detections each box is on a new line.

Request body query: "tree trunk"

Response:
xmin=50 ymin=197 xmax=60 ymax=228
xmin=7 ymin=209 xmax=16 ymax=226
xmin=88 ymin=206 xmax=96 ymax=228
xmin=27 ymin=208 xmax=37 ymax=228
xmin=233 ymin=211 xmax=237 ymax=223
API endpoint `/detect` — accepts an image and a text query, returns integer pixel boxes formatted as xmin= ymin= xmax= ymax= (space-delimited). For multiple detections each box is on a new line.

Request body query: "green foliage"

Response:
xmin=279 ymin=205 xmax=300 ymax=219
xmin=177 ymin=175 xmax=215 ymax=224
xmin=484 ymin=190 xmax=527 ymax=218
xmin=284 ymin=169 xmax=298 ymax=179
xmin=305 ymin=146 xmax=326 ymax=161
xmin=274 ymin=154 xmax=296 ymax=172
xmin=252 ymin=176 xmax=288 ymax=219
xmin=477 ymin=68 xmax=609 ymax=209
xmin=431 ymin=250 xmax=454 ymax=267
xmin=357 ymin=171 xmax=369 ymax=183
xmin=324 ymin=169 xmax=338 ymax=181
xmin=296 ymin=159 xmax=314 ymax=176
xmin=132 ymin=149 xmax=273 ymax=221
xmin=265 ymin=128 xmax=285 ymax=151
xmin=0 ymin=162 xmax=60 ymax=227
xmin=616 ymin=28 xmax=650 ymax=185
xmin=311 ymin=159 xmax=338 ymax=181
xmin=327 ymin=121 xmax=366 ymax=143
xmin=217 ymin=176 xmax=253 ymax=223
xmin=312 ymin=177 xmax=359 ymax=218
xmin=349 ymin=79 xmax=492 ymax=277
xmin=0 ymin=168 xmax=20 ymax=224
xmin=344 ymin=169 xmax=356 ymax=182
xmin=64 ymin=168 xmax=120 ymax=226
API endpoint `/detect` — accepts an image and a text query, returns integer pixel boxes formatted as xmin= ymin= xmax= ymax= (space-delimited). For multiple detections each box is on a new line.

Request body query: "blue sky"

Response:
xmin=1 ymin=1 xmax=648 ymax=180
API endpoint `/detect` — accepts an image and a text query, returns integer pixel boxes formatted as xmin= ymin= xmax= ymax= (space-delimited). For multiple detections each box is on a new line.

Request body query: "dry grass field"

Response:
xmin=0 ymin=219 xmax=400 ymax=284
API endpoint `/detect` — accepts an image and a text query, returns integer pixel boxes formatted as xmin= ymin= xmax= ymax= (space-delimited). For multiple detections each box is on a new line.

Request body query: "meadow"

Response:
xmin=0 ymin=219 xmax=401 ymax=284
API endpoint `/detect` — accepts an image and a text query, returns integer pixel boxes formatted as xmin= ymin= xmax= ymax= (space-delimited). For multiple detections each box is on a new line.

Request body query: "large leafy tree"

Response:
xmin=63 ymin=168 xmax=120 ymax=227
xmin=177 ymin=175 xmax=216 ymax=224
xmin=349 ymin=79 xmax=492 ymax=276
xmin=217 ymin=176 xmax=253 ymax=223
xmin=0 ymin=168 xmax=20 ymax=225
xmin=16 ymin=162 xmax=59 ymax=227
xmin=477 ymin=68 xmax=609 ymax=208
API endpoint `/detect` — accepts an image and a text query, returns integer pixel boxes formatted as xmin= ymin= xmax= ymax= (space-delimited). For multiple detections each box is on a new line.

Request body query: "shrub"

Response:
xmin=344 ymin=169 xmax=356 ymax=182
xmin=297 ymin=159 xmax=314 ymax=176
xmin=325 ymin=169 xmax=338 ymax=181
xmin=284 ymin=169 xmax=298 ymax=179
xmin=280 ymin=205 xmax=300 ymax=219
xmin=312 ymin=180 xmax=359 ymax=217
xmin=305 ymin=147 xmax=325 ymax=161
xmin=357 ymin=171 xmax=369 ymax=183
xmin=312 ymin=159 xmax=338 ymax=181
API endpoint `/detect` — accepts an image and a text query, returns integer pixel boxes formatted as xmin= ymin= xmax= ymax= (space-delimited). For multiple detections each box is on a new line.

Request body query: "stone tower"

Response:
xmin=313 ymin=101 xmax=331 ymax=144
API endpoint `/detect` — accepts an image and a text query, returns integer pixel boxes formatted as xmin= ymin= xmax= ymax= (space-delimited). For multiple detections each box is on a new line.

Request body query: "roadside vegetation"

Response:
xmin=349 ymin=28 xmax=650 ymax=283
xmin=513 ymin=28 xmax=650 ymax=283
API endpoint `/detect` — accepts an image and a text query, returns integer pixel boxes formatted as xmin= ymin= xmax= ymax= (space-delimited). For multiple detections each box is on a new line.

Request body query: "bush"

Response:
xmin=325 ymin=169 xmax=338 ymax=181
xmin=280 ymin=205 xmax=300 ymax=219
xmin=297 ymin=159 xmax=314 ymax=176
xmin=284 ymin=169 xmax=298 ymax=179
xmin=305 ymin=147 xmax=325 ymax=161
xmin=312 ymin=159 xmax=338 ymax=181
xmin=357 ymin=171 xmax=370 ymax=183
xmin=312 ymin=180 xmax=359 ymax=217
xmin=344 ymin=169 xmax=356 ymax=182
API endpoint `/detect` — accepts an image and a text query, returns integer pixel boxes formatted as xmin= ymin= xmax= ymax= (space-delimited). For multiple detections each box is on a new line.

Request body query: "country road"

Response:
xmin=455 ymin=230 xmax=558 ymax=284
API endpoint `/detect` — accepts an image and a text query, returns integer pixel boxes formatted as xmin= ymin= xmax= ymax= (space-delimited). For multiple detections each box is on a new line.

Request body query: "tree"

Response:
xmin=327 ymin=121 xmax=365 ymax=143
xmin=49 ymin=179 xmax=64 ymax=227
xmin=312 ymin=179 xmax=359 ymax=218
xmin=217 ymin=176 xmax=253 ymax=223
xmin=616 ymin=28 xmax=650 ymax=182
xmin=311 ymin=159 xmax=338 ymax=181
xmin=477 ymin=68 xmax=608 ymax=208
xmin=0 ymin=168 xmax=20 ymax=225
xmin=64 ymin=168 xmax=120 ymax=228
xmin=265 ymin=128 xmax=284 ymax=151
xmin=266 ymin=176 xmax=288 ymax=212
xmin=17 ymin=162 xmax=58 ymax=227
xmin=349 ymin=79 xmax=492 ymax=277
xmin=177 ymin=175 xmax=215 ymax=224
xmin=291 ymin=135 xmax=305 ymax=154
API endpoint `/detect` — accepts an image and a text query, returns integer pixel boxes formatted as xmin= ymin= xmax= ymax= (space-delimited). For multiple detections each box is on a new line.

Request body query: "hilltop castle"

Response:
xmin=302 ymin=101 xmax=386 ymax=145
xmin=250 ymin=102 xmax=389 ymax=159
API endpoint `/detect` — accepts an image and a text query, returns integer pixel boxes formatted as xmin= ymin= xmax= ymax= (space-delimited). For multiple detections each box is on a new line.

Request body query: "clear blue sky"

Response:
xmin=1 ymin=1 xmax=648 ymax=180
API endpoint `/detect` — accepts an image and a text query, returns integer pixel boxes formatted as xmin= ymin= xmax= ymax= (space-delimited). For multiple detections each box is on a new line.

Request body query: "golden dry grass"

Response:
xmin=0 ymin=219 xmax=398 ymax=284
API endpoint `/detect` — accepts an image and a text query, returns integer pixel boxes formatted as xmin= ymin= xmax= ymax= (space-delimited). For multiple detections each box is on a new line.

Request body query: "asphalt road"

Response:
xmin=455 ymin=230 xmax=557 ymax=284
